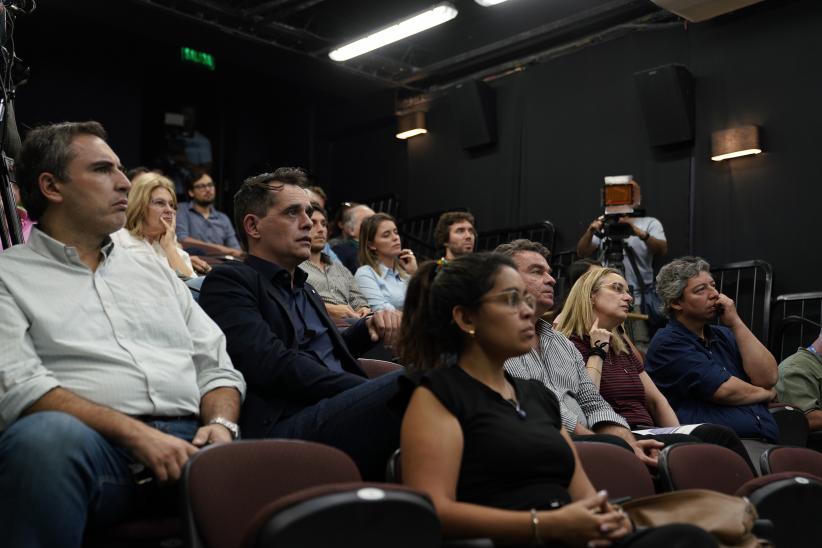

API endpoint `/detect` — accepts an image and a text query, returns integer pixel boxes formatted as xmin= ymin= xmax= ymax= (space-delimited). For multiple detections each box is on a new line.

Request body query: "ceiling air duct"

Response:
xmin=649 ymin=0 xmax=764 ymax=22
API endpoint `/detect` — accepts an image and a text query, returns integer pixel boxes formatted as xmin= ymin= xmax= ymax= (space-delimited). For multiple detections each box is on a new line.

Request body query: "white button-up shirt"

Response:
xmin=0 ymin=228 xmax=245 ymax=430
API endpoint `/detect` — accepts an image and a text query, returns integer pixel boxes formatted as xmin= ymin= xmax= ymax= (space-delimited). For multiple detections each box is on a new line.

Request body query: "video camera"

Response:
xmin=599 ymin=175 xmax=641 ymax=240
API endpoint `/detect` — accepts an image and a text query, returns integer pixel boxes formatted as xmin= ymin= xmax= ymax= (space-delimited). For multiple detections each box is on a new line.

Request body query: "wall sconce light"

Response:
xmin=711 ymin=125 xmax=761 ymax=161
xmin=396 ymin=111 xmax=427 ymax=140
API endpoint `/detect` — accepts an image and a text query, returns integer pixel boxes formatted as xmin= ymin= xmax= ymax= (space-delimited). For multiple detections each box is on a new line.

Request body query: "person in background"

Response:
xmin=176 ymin=171 xmax=243 ymax=258
xmin=111 ymin=172 xmax=210 ymax=277
xmin=355 ymin=212 xmax=417 ymax=311
xmin=300 ymin=204 xmax=371 ymax=326
xmin=433 ymin=211 xmax=476 ymax=260
xmin=331 ymin=203 xmax=374 ymax=274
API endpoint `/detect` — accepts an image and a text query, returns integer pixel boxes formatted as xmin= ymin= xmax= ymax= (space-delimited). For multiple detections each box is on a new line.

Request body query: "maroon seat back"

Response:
xmin=658 ymin=442 xmax=756 ymax=494
xmin=182 ymin=439 xmax=361 ymax=548
xmin=761 ymin=446 xmax=822 ymax=477
xmin=574 ymin=441 xmax=655 ymax=499
xmin=358 ymin=358 xmax=402 ymax=379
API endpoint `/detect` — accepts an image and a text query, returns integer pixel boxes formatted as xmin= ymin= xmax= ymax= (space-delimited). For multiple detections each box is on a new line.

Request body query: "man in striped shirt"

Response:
xmin=497 ymin=239 xmax=663 ymax=466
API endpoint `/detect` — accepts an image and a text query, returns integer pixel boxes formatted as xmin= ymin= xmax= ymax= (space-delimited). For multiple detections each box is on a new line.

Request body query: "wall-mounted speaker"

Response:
xmin=634 ymin=64 xmax=694 ymax=147
xmin=450 ymin=80 xmax=497 ymax=150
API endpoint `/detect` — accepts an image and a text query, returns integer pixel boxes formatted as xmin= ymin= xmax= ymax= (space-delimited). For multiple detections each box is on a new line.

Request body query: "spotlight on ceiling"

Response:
xmin=329 ymin=2 xmax=458 ymax=62
xmin=475 ymin=0 xmax=513 ymax=6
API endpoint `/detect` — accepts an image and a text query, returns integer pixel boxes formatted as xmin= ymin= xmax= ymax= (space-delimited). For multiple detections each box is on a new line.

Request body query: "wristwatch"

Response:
xmin=209 ymin=416 xmax=241 ymax=440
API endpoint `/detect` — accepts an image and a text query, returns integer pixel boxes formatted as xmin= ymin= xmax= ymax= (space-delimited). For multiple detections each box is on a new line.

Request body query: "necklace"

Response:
xmin=506 ymin=397 xmax=528 ymax=419
xmin=504 ymin=381 xmax=528 ymax=419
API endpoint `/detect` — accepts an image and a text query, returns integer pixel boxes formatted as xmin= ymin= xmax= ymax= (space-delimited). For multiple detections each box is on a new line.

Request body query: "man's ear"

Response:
xmin=188 ymin=189 xmax=195 ymax=200
xmin=243 ymin=214 xmax=261 ymax=243
xmin=38 ymin=173 xmax=64 ymax=206
xmin=452 ymin=305 xmax=477 ymax=337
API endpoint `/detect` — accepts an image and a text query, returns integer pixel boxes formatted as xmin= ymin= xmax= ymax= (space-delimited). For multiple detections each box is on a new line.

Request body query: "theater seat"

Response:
xmin=768 ymin=402 xmax=809 ymax=446
xmin=760 ymin=446 xmax=822 ymax=477
xmin=358 ymin=358 xmax=402 ymax=379
xmin=658 ymin=442 xmax=755 ymax=494
xmin=182 ymin=439 xmax=440 ymax=548
xmin=244 ymin=482 xmax=440 ymax=548
xmin=574 ymin=441 xmax=655 ymax=500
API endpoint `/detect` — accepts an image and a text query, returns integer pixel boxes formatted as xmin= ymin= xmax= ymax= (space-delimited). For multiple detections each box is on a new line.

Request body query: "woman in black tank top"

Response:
xmin=396 ymin=253 xmax=716 ymax=548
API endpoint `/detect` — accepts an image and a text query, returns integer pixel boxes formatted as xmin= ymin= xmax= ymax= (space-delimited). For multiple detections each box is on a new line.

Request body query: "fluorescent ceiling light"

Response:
xmin=329 ymin=2 xmax=458 ymax=62
xmin=475 ymin=0 xmax=512 ymax=6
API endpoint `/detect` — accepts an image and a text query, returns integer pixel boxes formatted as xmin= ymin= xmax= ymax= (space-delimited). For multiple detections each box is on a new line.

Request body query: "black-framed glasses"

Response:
xmin=192 ymin=182 xmax=215 ymax=190
xmin=480 ymin=289 xmax=536 ymax=312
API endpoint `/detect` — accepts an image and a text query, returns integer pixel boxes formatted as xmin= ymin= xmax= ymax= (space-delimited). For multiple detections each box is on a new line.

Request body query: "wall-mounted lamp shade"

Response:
xmin=711 ymin=125 xmax=762 ymax=161
xmin=475 ymin=0 xmax=512 ymax=6
xmin=329 ymin=3 xmax=458 ymax=62
xmin=396 ymin=111 xmax=427 ymax=140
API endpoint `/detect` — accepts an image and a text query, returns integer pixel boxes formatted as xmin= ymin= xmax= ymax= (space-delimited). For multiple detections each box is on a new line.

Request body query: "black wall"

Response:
xmin=320 ymin=0 xmax=819 ymax=296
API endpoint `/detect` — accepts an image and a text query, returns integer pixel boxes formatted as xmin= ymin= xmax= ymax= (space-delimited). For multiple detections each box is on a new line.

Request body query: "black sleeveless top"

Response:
xmin=402 ymin=366 xmax=576 ymax=511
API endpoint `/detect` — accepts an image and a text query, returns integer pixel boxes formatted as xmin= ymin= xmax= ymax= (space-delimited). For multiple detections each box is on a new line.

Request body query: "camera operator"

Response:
xmin=575 ymin=185 xmax=667 ymax=349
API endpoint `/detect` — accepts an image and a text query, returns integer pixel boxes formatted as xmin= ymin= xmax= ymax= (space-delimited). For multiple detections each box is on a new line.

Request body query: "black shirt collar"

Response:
xmin=245 ymin=254 xmax=308 ymax=290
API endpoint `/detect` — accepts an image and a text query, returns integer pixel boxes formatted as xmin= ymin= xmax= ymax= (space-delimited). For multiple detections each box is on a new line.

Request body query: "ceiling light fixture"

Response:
xmin=711 ymin=125 xmax=762 ymax=162
xmin=329 ymin=2 xmax=458 ymax=62
xmin=475 ymin=0 xmax=512 ymax=6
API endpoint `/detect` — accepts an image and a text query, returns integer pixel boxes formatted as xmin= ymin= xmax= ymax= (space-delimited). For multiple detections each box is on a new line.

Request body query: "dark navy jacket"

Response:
xmin=646 ymin=318 xmax=778 ymax=442
xmin=198 ymin=255 xmax=373 ymax=438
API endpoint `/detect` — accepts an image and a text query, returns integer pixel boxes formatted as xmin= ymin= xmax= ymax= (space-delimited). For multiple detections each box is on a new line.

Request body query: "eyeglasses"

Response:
xmin=149 ymin=199 xmax=176 ymax=210
xmin=480 ymin=290 xmax=536 ymax=312
xmin=192 ymin=182 xmax=215 ymax=190
xmin=597 ymin=282 xmax=631 ymax=295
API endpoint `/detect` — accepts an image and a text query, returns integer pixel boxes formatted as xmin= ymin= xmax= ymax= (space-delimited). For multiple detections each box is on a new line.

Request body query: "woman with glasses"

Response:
xmin=395 ymin=253 xmax=716 ymax=547
xmin=355 ymin=213 xmax=417 ymax=311
xmin=111 ymin=173 xmax=207 ymax=278
xmin=557 ymin=267 xmax=752 ymax=466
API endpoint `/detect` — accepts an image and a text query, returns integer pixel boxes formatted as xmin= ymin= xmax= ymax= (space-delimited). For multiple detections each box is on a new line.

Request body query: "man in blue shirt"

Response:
xmin=646 ymin=256 xmax=778 ymax=442
xmin=176 ymin=171 xmax=243 ymax=257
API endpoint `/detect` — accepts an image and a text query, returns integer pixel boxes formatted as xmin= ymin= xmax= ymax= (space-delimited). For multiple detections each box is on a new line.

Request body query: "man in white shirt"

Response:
xmin=0 ymin=121 xmax=246 ymax=547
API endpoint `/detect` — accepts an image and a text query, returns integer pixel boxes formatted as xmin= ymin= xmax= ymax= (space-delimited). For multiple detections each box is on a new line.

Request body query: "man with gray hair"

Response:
xmin=645 ymin=256 xmax=778 ymax=441
xmin=331 ymin=203 xmax=374 ymax=274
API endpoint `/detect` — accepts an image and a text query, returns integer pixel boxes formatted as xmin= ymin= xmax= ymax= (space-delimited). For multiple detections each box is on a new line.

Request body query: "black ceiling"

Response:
xmin=21 ymin=0 xmax=681 ymax=101
xmin=118 ymin=0 xmax=674 ymax=92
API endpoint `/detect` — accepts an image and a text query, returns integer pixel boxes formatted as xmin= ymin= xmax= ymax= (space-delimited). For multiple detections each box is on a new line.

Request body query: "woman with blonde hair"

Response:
xmin=557 ymin=267 xmax=753 ymax=467
xmin=111 ymin=172 xmax=207 ymax=278
xmin=354 ymin=212 xmax=417 ymax=311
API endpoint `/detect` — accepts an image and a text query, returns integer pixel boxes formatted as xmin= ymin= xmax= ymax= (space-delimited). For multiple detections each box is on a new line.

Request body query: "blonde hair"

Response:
xmin=125 ymin=172 xmax=178 ymax=239
xmin=557 ymin=266 xmax=629 ymax=354
xmin=358 ymin=213 xmax=410 ymax=278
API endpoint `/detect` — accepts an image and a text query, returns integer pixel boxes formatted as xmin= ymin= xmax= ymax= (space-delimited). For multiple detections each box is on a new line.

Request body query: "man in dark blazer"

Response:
xmin=199 ymin=168 xmax=402 ymax=480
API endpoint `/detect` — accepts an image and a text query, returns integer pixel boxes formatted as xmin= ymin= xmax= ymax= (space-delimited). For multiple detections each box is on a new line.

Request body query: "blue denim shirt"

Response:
xmin=176 ymin=202 xmax=241 ymax=249
xmin=646 ymin=318 xmax=778 ymax=442
xmin=354 ymin=264 xmax=408 ymax=311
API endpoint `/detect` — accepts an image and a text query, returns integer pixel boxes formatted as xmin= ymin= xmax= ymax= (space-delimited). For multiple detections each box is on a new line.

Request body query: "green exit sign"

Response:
xmin=180 ymin=47 xmax=215 ymax=70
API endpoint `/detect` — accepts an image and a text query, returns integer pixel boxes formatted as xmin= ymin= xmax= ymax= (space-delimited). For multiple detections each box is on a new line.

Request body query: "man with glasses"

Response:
xmin=646 ymin=257 xmax=779 ymax=441
xmin=176 ymin=171 xmax=243 ymax=257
